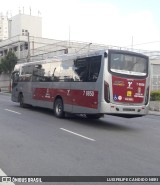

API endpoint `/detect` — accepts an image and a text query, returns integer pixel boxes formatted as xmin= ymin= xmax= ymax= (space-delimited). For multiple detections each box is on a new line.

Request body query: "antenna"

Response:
xmin=27 ymin=32 xmax=30 ymax=62
xmin=69 ymin=25 xmax=70 ymax=46
xmin=38 ymin=10 xmax=41 ymax=16
xmin=19 ymin=7 xmax=21 ymax=14
xmin=10 ymin=10 xmax=12 ymax=18
xmin=131 ymin=36 xmax=133 ymax=49
xmin=29 ymin=6 xmax=31 ymax=15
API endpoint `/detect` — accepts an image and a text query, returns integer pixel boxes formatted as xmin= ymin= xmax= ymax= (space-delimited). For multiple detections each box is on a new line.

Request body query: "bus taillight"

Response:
xmin=145 ymin=86 xmax=149 ymax=105
xmin=104 ymin=81 xmax=110 ymax=103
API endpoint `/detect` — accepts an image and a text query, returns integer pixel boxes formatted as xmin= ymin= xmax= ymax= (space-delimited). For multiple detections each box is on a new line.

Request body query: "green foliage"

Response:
xmin=0 ymin=51 xmax=18 ymax=74
xmin=150 ymin=90 xmax=160 ymax=101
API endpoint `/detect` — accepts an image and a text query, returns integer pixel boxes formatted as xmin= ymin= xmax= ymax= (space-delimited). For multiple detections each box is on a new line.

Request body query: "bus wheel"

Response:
xmin=54 ymin=98 xmax=65 ymax=118
xmin=19 ymin=94 xmax=26 ymax=108
xmin=86 ymin=114 xmax=103 ymax=119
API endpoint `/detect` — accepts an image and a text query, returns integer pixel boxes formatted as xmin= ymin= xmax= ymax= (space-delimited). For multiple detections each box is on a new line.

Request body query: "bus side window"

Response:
xmin=11 ymin=72 xmax=19 ymax=89
xmin=89 ymin=56 xmax=101 ymax=82
xmin=74 ymin=59 xmax=89 ymax=82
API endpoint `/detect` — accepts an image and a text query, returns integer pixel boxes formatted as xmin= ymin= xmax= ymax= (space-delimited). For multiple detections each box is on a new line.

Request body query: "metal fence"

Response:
xmin=151 ymin=75 xmax=160 ymax=91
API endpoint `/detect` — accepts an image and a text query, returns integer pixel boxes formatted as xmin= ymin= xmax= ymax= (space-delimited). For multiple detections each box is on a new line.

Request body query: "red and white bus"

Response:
xmin=11 ymin=49 xmax=150 ymax=119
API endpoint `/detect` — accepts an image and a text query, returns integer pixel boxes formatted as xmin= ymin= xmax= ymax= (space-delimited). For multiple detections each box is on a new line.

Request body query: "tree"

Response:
xmin=0 ymin=51 xmax=18 ymax=75
xmin=0 ymin=51 xmax=18 ymax=92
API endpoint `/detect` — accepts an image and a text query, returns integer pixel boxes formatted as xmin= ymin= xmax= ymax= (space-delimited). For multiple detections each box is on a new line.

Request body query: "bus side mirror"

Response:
xmin=104 ymin=52 xmax=108 ymax=58
xmin=11 ymin=72 xmax=19 ymax=82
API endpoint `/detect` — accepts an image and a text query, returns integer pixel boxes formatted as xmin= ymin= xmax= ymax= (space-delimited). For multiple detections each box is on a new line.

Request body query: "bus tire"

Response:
xmin=19 ymin=94 xmax=27 ymax=108
xmin=86 ymin=114 xmax=103 ymax=119
xmin=54 ymin=98 xmax=65 ymax=118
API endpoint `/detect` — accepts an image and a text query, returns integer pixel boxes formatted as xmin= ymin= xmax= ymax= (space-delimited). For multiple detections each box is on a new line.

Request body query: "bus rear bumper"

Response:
xmin=101 ymin=102 xmax=149 ymax=116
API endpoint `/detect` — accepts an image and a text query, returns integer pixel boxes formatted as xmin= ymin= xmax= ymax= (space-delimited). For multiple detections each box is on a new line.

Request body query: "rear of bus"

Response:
xmin=102 ymin=49 xmax=150 ymax=117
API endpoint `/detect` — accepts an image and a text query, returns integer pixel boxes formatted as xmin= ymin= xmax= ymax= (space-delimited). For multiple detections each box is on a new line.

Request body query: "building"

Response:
xmin=0 ymin=35 xmax=70 ymax=63
xmin=9 ymin=13 xmax=42 ymax=38
xmin=0 ymin=12 xmax=43 ymax=62
xmin=0 ymin=12 xmax=42 ymax=42
xmin=0 ymin=12 xmax=42 ymax=90
xmin=0 ymin=15 xmax=8 ymax=41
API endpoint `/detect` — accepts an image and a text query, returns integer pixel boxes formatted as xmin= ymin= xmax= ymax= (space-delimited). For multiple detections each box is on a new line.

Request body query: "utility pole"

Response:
xmin=131 ymin=36 xmax=133 ymax=50
xmin=69 ymin=25 xmax=70 ymax=47
xmin=27 ymin=32 xmax=30 ymax=62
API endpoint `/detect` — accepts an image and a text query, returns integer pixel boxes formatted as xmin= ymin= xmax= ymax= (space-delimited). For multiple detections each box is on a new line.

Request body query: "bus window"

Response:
xmin=74 ymin=58 xmax=89 ymax=82
xmin=11 ymin=71 xmax=19 ymax=89
xmin=31 ymin=63 xmax=53 ymax=82
xmin=22 ymin=65 xmax=34 ymax=75
xmin=89 ymin=56 xmax=101 ymax=81
xmin=110 ymin=53 xmax=148 ymax=77
xmin=59 ymin=60 xmax=73 ymax=82
xmin=74 ymin=55 xmax=101 ymax=82
xmin=50 ymin=62 xmax=61 ymax=82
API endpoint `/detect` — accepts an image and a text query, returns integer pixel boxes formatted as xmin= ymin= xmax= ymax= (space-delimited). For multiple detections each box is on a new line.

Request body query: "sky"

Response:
xmin=1 ymin=0 xmax=160 ymax=51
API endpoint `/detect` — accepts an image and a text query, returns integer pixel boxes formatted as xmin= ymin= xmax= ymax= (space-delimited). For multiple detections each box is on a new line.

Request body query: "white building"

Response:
xmin=9 ymin=13 xmax=42 ymax=38
xmin=0 ymin=13 xmax=43 ymax=62
xmin=0 ymin=15 xmax=8 ymax=41
xmin=0 ymin=12 xmax=42 ymax=90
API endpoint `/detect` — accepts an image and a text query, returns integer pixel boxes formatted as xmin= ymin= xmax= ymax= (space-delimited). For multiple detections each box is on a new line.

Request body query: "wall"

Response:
xmin=0 ymin=73 xmax=10 ymax=92
xmin=150 ymin=59 xmax=160 ymax=91
xmin=149 ymin=101 xmax=160 ymax=111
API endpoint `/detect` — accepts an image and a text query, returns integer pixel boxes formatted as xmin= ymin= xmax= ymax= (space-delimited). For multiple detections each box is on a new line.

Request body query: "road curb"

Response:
xmin=148 ymin=111 xmax=160 ymax=116
xmin=0 ymin=92 xmax=11 ymax=96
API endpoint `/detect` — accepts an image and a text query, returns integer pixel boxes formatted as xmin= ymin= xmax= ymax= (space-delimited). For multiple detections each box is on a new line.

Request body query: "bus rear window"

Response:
xmin=109 ymin=53 xmax=148 ymax=77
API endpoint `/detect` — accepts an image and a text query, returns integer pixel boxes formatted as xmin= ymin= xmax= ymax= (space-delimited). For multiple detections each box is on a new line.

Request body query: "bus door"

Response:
xmin=56 ymin=60 xmax=73 ymax=113
xmin=31 ymin=63 xmax=53 ymax=108
xmin=71 ymin=56 xmax=101 ymax=113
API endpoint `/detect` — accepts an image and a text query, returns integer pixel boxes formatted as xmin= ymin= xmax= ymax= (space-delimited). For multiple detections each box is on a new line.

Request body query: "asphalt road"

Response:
xmin=0 ymin=94 xmax=160 ymax=185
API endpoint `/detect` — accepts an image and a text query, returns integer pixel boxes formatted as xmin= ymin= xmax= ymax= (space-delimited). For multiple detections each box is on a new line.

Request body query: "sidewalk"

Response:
xmin=0 ymin=91 xmax=11 ymax=96
xmin=148 ymin=110 xmax=160 ymax=116
xmin=149 ymin=101 xmax=160 ymax=115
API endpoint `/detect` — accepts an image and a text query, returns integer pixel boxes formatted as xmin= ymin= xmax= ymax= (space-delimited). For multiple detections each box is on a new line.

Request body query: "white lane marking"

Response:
xmin=0 ymin=168 xmax=15 ymax=184
xmin=60 ymin=128 xmax=95 ymax=141
xmin=4 ymin=109 xmax=21 ymax=115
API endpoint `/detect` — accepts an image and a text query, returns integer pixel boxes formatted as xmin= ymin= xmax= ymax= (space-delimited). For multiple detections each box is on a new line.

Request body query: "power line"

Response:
xmin=126 ymin=40 xmax=160 ymax=47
